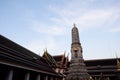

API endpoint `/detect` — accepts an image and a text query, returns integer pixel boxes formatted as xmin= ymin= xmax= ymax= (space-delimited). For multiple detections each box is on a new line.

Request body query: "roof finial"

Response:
xmin=115 ymin=51 xmax=118 ymax=58
xmin=73 ymin=23 xmax=76 ymax=27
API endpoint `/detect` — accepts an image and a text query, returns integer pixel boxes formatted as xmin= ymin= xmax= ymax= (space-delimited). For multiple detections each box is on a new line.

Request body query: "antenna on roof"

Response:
xmin=115 ymin=51 xmax=117 ymax=58
xmin=39 ymin=50 xmax=41 ymax=56
xmin=67 ymin=52 xmax=70 ymax=61
xmin=115 ymin=51 xmax=119 ymax=60
xmin=64 ymin=50 xmax=66 ymax=56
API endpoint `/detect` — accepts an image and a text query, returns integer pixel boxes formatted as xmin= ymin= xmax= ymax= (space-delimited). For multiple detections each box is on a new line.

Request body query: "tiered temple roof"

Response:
xmin=0 ymin=35 xmax=59 ymax=76
xmin=42 ymin=51 xmax=69 ymax=69
xmin=85 ymin=58 xmax=120 ymax=80
xmin=42 ymin=50 xmax=57 ymax=68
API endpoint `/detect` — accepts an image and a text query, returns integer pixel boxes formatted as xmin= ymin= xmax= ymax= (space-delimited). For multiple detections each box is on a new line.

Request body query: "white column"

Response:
xmin=45 ymin=75 xmax=48 ymax=80
xmin=107 ymin=77 xmax=110 ymax=80
xmin=36 ymin=74 xmax=40 ymax=80
xmin=24 ymin=72 xmax=30 ymax=80
xmin=7 ymin=70 xmax=13 ymax=80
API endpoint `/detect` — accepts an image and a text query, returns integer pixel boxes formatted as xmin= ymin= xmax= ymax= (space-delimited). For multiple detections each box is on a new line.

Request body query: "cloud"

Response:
xmin=48 ymin=1 xmax=120 ymax=32
xmin=29 ymin=0 xmax=120 ymax=35
xmin=25 ymin=0 xmax=120 ymax=59
xmin=31 ymin=20 xmax=67 ymax=36
xmin=25 ymin=37 xmax=60 ymax=56
xmin=109 ymin=26 xmax=120 ymax=32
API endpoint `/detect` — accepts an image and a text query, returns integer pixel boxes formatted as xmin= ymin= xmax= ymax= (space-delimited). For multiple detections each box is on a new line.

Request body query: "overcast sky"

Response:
xmin=0 ymin=0 xmax=120 ymax=60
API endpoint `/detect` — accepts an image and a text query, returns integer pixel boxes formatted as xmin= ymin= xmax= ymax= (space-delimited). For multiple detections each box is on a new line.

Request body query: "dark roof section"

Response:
xmin=85 ymin=58 xmax=120 ymax=66
xmin=0 ymin=35 xmax=58 ymax=76
xmin=84 ymin=58 xmax=120 ymax=77
xmin=53 ymin=55 xmax=63 ymax=62
xmin=42 ymin=50 xmax=57 ymax=68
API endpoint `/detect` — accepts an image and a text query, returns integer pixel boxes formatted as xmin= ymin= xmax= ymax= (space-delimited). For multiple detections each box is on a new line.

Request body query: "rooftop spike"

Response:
xmin=73 ymin=23 xmax=76 ymax=27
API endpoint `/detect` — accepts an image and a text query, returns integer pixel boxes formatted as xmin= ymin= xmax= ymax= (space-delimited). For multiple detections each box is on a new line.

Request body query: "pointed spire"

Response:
xmin=45 ymin=48 xmax=48 ymax=52
xmin=115 ymin=51 xmax=118 ymax=58
xmin=73 ymin=23 xmax=76 ymax=27
xmin=65 ymin=52 xmax=69 ymax=67
xmin=43 ymin=48 xmax=48 ymax=57
xmin=67 ymin=52 xmax=69 ymax=58
xmin=42 ymin=49 xmax=57 ymax=68
xmin=61 ymin=51 xmax=66 ymax=66
xmin=72 ymin=24 xmax=80 ymax=44
xmin=64 ymin=51 xmax=66 ymax=56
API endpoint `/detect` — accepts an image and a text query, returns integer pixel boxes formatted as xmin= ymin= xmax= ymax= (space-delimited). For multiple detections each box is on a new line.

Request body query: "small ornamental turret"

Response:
xmin=66 ymin=24 xmax=89 ymax=80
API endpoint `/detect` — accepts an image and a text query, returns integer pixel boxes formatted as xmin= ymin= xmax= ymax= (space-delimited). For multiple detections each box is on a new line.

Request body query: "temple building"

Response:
xmin=85 ymin=58 xmax=120 ymax=80
xmin=42 ymin=50 xmax=68 ymax=80
xmin=53 ymin=54 xmax=69 ymax=74
xmin=0 ymin=35 xmax=62 ymax=80
xmin=0 ymin=25 xmax=120 ymax=80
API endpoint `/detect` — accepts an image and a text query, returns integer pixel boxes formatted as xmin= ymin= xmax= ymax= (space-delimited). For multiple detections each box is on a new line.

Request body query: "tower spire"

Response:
xmin=72 ymin=24 xmax=80 ymax=45
xmin=66 ymin=24 xmax=89 ymax=80
xmin=73 ymin=23 xmax=76 ymax=27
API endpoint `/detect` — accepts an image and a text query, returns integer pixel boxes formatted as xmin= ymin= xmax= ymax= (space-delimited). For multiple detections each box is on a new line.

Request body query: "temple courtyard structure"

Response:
xmin=0 ymin=25 xmax=120 ymax=80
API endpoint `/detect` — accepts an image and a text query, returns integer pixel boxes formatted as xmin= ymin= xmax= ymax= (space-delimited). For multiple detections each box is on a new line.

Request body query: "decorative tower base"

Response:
xmin=66 ymin=24 xmax=89 ymax=80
